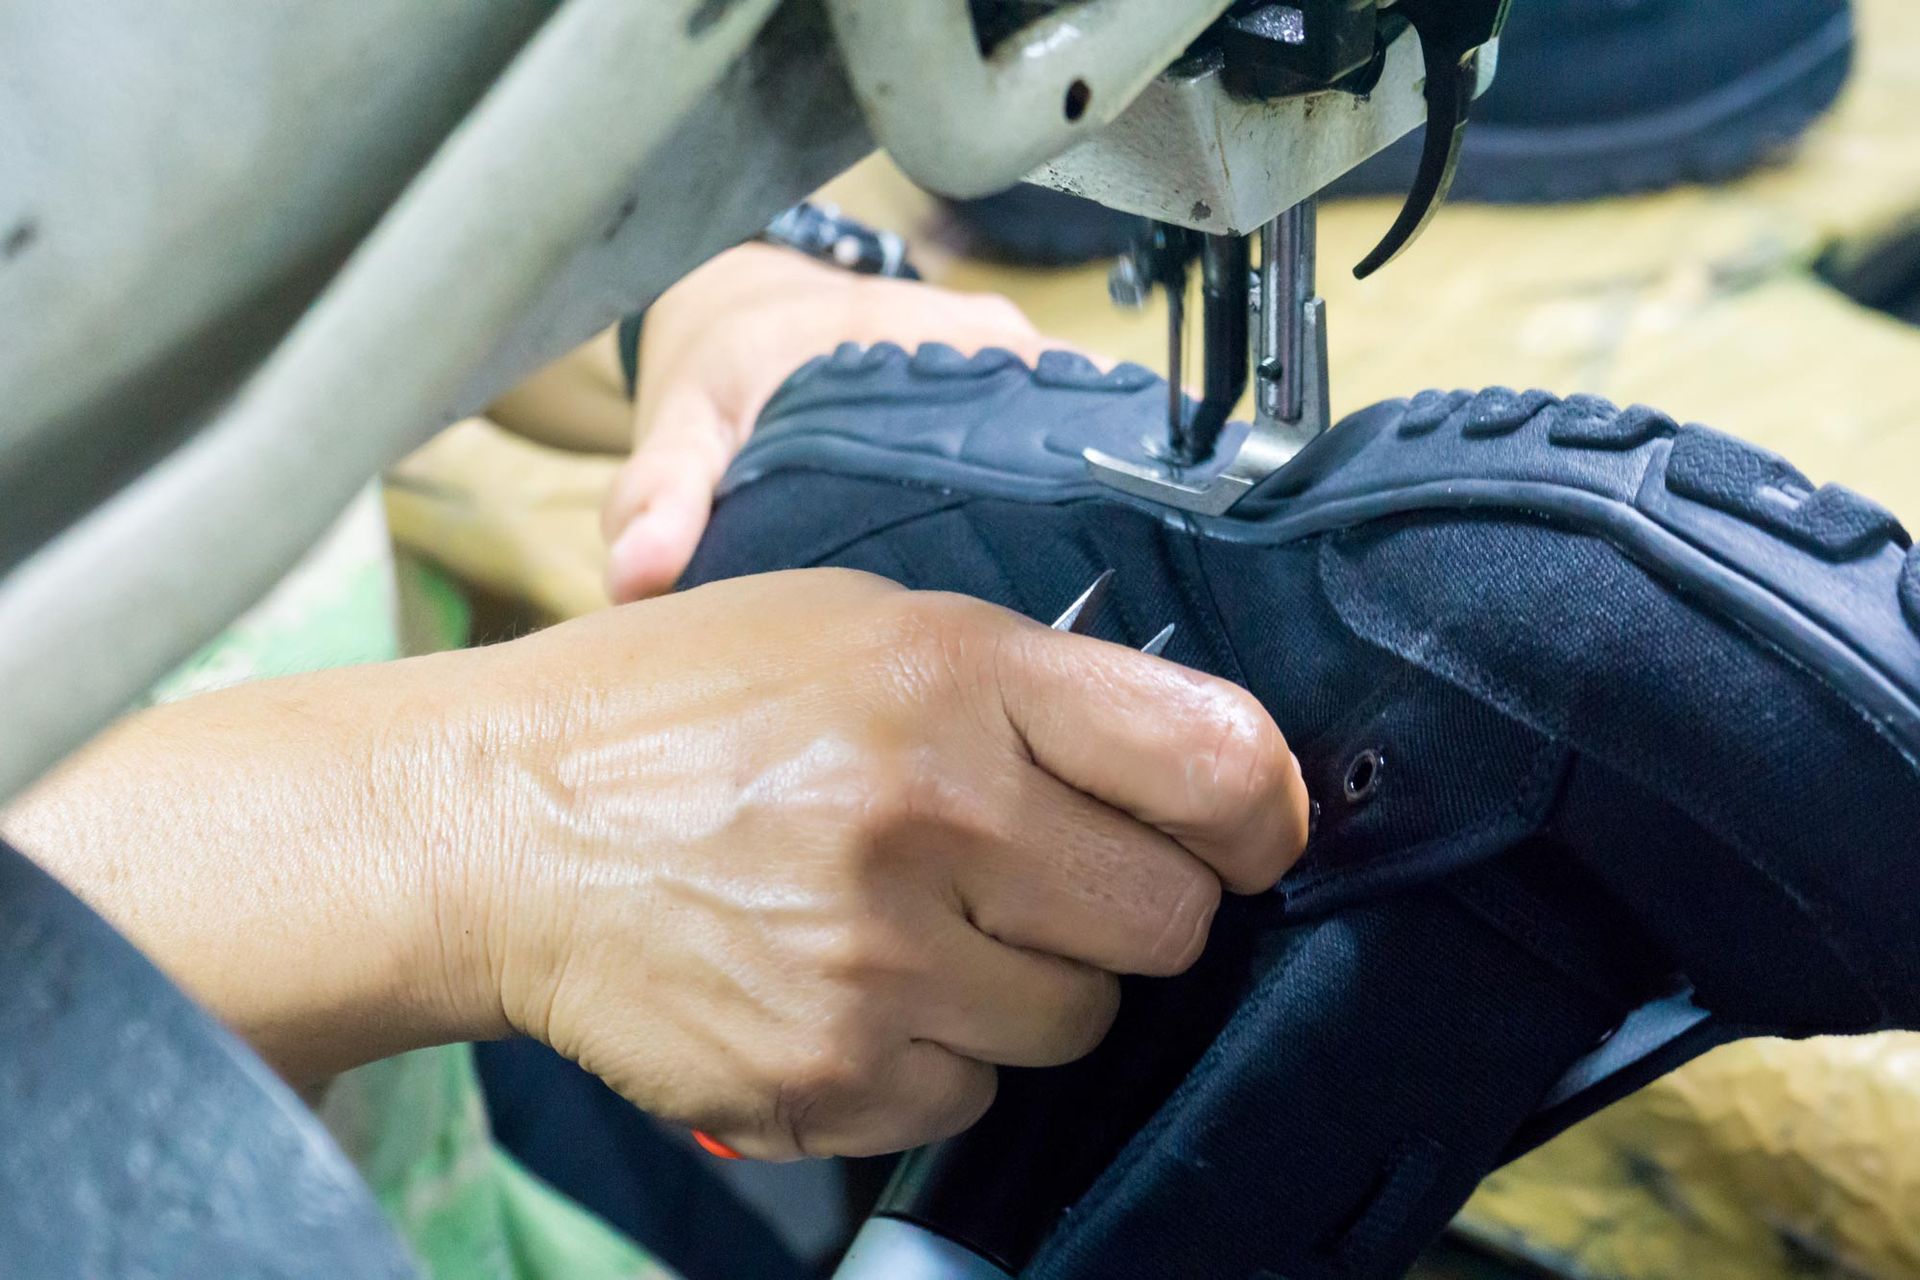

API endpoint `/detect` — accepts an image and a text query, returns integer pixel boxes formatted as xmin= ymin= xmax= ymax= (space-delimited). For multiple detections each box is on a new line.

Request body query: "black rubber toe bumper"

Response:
xmin=737 ymin=343 xmax=1920 ymax=767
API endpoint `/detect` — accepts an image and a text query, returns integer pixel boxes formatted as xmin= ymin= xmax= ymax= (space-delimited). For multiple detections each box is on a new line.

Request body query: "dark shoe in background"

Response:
xmin=1338 ymin=0 xmax=1855 ymax=201
xmin=940 ymin=0 xmax=1855 ymax=265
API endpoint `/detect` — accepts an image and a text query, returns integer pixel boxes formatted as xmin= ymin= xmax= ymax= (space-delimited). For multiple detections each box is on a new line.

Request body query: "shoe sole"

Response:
xmin=735 ymin=343 xmax=1920 ymax=768
xmin=1332 ymin=9 xmax=1855 ymax=203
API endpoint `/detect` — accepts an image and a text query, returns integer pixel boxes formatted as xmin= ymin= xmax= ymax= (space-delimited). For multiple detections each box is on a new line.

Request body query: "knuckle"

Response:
xmin=1145 ymin=868 xmax=1221 ymax=976
xmin=874 ymin=589 xmax=967 ymax=652
xmin=815 ymin=995 xmax=882 ymax=1064
xmin=773 ymin=1033 xmax=873 ymax=1137
xmin=841 ymin=727 xmax=1015 ymax=855
xmin=1194 ymin=689 xmax=1289 ymax=820
xmin=847 ymin=748 xmax=925 ymax=837
xmin=848 ymin=748 xmax=1005 ymax=857
xmin=814 ymin=922 xmax=904 ymax=985
xmin=769 ymin=1070 xmax=827 ymax=1154
xmin=870 ymin=591 xmax=1022 ymax=732
xmin=899 ymin=766 xmax=969 ymax=827
xmin=870 ymin=593 xmax=993 ymax=691
xmin=925 ymin=1062 xmax=999 ymax=1141
xmin=1054 ymin=972 xmax=1122 ymax=1061
xmin=905 ymin=766 xmax=1018 ymax=846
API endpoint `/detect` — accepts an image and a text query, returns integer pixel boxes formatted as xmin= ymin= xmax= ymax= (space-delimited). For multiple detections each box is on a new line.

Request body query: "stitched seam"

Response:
xmin=952 ymin=502 xmax=1029 ymax=618
xmin=792 ymin=494 xmax=969 ymax=568
xmin=1176 ymin=510 xmax=1255 ymax=690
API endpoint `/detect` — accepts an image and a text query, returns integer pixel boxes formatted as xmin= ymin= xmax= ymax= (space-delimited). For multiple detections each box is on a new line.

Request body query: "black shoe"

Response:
xmin=684 ymin=343 xmax=1920 ymax=1279
xmin=1337 ymin=0 xmax=1855 ymax=202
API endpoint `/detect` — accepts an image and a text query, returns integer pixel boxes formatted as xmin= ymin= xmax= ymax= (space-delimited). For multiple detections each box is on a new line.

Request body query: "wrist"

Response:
xmin=358 ymin=649 xmax=524 ymax=1053
xmin=377 ymin=637 xmax=630 ymax=1056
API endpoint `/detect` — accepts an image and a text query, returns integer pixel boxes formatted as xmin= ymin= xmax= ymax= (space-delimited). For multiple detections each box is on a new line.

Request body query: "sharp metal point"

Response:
xmin=1140 ymin=623 xmax=1176 ymax=657
xmin=1050 ymin=569 xmax=1116 ymax=635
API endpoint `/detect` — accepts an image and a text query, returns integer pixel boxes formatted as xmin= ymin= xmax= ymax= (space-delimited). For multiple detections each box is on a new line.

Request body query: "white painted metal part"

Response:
xmin=1030 ymin=21 xmax=1434 ymax=234
xmin=827 ymin=0 xmax=1234 ymax=198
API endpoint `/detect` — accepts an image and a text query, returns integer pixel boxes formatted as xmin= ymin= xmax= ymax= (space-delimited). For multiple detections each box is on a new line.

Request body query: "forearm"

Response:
xmin=0 ymin=654 xmax=505 ymax=1085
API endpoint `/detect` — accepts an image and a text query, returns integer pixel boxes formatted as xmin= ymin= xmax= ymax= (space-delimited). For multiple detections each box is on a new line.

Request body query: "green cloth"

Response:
xmin=151 ymin=489 xmax=674 ymax=1280
xmin=324 ymin=1038 xmax=672 ymax=1280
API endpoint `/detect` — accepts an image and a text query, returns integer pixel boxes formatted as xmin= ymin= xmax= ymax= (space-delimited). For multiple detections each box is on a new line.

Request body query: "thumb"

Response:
xmin=605 ymin=394 xmax=739 ymax=603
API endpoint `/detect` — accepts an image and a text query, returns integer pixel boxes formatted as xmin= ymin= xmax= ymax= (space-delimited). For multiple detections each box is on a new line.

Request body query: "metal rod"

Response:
xmin=1086 ymin=200 xmax=1331 ymax=515
xmin=1165 ymin=273 xmax=1186 ymax=449
xmin=1278 ymin=196 xmax=1317 ymax=423
xmin=1180 ymin=232 xmax=1251 ymax=464
xmin=1256 ymin=196 xmax=1317 ymax=425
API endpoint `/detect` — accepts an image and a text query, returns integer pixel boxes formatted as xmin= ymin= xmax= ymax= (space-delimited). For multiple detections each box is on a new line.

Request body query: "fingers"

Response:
xmin=993 ymin=619 xmax=1311 ymax=894
xmin=795 ymin=1040 xmax=998 ymax=1159
xmin=908 ymin=918 xmax=1122 ymax=1068
xmin=711 ymin=1039 xmax=998 ymax=1161
xmin=953 ymin=770 xmax=1223 ymax=978
xmin=604 ymin=390 xmax=736 ymax=603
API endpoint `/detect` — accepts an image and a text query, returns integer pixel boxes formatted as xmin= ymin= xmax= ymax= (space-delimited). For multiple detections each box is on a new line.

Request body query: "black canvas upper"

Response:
xmin=671 ymin=342 xmax=1920 ymax=1278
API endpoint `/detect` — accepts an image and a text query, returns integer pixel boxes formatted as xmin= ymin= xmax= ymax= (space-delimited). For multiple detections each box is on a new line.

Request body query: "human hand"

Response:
xmin=455 ymin=570 xmax=1310 ymax=1159
xmin=603 ymin=243 xmax=1068 ymax=604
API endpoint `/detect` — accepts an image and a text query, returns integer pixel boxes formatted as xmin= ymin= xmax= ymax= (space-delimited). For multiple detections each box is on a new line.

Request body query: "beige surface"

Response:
xmin=387 ymin=418 xmax=615 ymax=621
xmin=1466 ymin=1034 xmax=1920 ymax=1279
xmin=390 ymin=6 xmax=1920 ymax=1274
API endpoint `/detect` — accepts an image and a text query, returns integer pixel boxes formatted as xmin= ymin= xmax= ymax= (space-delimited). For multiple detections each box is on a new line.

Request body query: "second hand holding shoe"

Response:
xmin=681 ymin=341 xmax=1920 ymax=1280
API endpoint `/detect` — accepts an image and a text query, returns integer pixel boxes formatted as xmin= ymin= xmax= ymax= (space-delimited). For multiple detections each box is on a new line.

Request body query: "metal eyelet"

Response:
xmin=1342 ymin=749 xmax=1384 ymax=805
